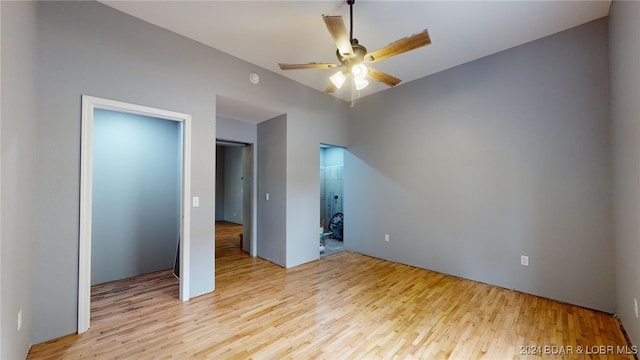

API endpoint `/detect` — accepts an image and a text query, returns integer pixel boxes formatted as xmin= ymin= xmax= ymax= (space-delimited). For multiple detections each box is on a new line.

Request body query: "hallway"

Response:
xmin=215 ymin=221 xmax=244 ymax=259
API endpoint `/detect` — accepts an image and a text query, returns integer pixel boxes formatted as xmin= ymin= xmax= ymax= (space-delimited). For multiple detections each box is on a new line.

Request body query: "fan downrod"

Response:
xmin=336 ymin=0 xmax=366 ymax=71
xmin=347 ymin=0 xmax=355 ymax=41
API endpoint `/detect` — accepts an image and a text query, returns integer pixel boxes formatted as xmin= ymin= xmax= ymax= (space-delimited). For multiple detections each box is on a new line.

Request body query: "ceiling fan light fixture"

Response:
xmin=278 ymin=0 xmax=431 ymax=101
xmin=330 ymin=71 xmax=346 ymax=89
xmin=352 ymin=63 xmax=368 ymax=79
xmin=354 ymin=77 xmax=369 ymax=91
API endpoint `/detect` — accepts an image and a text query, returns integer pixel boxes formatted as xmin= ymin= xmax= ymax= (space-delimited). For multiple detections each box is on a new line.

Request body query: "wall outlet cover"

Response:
xmin=520 ymin=255 xmax=529 ymax=267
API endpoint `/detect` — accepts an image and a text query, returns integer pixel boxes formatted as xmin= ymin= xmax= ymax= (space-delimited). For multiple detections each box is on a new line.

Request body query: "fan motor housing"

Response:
xmin=336 ymin=39 xmax=367 ymax=71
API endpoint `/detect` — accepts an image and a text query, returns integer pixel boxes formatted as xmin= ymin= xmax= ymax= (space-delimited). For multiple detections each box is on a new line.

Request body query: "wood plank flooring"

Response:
xmin=215 ymin=221 xmax=244 ymax=257
xmin=29 ymin=226 xmax=634 ymax=359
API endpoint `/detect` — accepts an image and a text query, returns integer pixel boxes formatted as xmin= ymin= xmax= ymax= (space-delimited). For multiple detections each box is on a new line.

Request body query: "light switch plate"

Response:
xmin=192 ymin=197 xmax=199 ymax=207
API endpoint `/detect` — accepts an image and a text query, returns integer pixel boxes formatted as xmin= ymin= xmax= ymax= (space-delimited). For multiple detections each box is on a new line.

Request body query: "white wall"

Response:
xmin=32 ymin=1 xmax=347 ymax=344
xmin=1 ymin=1 xmax=38 ymax=358
xmin=610 ymin=0 xmax=640 ymax=346
xmin=346 ymin=18 xmax=614 ymax=312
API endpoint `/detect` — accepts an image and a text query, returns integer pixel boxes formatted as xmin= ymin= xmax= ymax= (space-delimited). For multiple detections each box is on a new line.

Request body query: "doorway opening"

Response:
xmin=215 ymin=140 xmax=253 ymax=255
xmin=79 ymin=96 xmax=191 ymax=333
xmin=320 ymin=144 xmax=345 ymax=257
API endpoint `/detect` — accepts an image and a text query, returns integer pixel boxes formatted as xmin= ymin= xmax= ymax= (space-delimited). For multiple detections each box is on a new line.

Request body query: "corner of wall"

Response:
xmin=1 ymin=0 xmax=38 ymax=357
xmin=610 ymin=0 xmax=640 ymax=347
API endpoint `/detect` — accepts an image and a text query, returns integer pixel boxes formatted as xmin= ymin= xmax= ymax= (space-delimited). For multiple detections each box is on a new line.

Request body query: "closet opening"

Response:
xmin=79 ymin=96 xmax=192 ymax=333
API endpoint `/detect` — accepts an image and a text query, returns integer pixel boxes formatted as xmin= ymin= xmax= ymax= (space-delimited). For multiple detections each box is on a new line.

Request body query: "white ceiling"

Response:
xmin=100 ymin=0 xmax=611 ymax=119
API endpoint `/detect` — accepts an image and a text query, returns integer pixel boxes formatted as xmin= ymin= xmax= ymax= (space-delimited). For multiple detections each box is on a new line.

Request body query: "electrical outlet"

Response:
xmin=18 ymin=309 xmax=22 ymax=331
xmin=384 ymin=234 xmax=390 ymax=242
xmin=520 ymin=255 xmax=529 ymax=267
xmin=634 ymin=298 xmax=638 ymax=318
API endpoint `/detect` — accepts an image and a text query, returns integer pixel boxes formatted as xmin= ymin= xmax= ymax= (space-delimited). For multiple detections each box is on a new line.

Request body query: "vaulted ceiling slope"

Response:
xmin=100 ymin=1 xmax=611 ymax=102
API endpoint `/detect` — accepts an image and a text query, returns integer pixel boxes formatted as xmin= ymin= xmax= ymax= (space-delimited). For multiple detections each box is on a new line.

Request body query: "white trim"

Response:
xmin=180 ymin=111 xmax=192 ymax=302
xmin=78 ymin=96 xmax=94 ymax=334
xmin=79 ymin=95 xmax=192 ymax=334
xmin=251 ymin=145 xmax=258 ymax=257
xmin=0 ymin=3 xmax=3 ymax=351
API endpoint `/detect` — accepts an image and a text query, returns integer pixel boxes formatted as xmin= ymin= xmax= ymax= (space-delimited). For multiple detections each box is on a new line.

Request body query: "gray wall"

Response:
xmin=92 ymin=109 xmax=181 ymax=285
xmin=32 ymin=1 xmax=347 ymax=343
xmin=257 ymin=115 xmax=287 ymax=266
xmin=216 ymin=145 xmax=251 ymax=224
xmin=610 ymin=0 xmax=640 ymax=346
xmin=1 ymin=1 xmax=38 ymax=358
xmin=215 ymin=145 xmax=247 ymax=224
xmin=285 ymin=107 xmax=349 ymax=267
xmin=217 ymin=116 xmax=258 ymax=145
xmin=0 ymin=1 xmax=37 ymax=359
xmin=345 ymin=18 xmax=614 ymax=312
xmin=215 ymin=145 xmax=225 ymax=221
xmin=223 ymin=146 xmax=244 ymax=224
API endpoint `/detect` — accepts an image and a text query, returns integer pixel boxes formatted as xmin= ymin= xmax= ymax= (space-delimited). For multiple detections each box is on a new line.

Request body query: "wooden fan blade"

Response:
xmin=325 ymin=83 xmax=337 ymax=93
xmin=322 ymin=15 xmax=353 ymax=57
xmin=367 ymin=67 xmax=401 ymax=87
xmin=366 ymin=29 xmax=431 ymax=63
xmin=279 ymin=63 xmax=340 ymax=70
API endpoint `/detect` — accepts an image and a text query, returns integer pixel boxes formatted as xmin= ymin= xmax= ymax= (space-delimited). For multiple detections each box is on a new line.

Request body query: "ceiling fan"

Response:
xmin=278 ymin=0 xmax=431 ymax=95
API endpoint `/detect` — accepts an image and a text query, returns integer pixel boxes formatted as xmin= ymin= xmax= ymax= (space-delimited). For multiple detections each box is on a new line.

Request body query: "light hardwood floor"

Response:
xmin=29 ymin=225 xmax=634 ymax=359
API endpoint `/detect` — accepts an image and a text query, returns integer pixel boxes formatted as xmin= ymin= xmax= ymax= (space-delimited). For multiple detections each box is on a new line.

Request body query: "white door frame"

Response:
xmin=79 ymin=95 xmax=192 ymax=333
xmin=241 ymin=144 xmax=256 ymax=256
